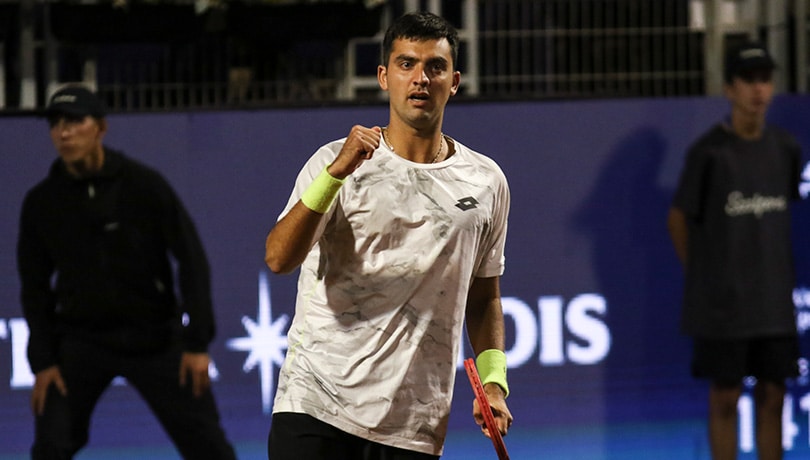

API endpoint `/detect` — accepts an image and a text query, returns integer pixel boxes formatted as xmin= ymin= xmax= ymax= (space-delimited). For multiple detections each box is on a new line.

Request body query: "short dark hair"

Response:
xmin=381 ymin=11 xmax=459 ymax=67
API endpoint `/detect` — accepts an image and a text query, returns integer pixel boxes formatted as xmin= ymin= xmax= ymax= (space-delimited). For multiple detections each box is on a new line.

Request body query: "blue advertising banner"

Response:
xmin=1 ymin=96 xmax=809 ymax=459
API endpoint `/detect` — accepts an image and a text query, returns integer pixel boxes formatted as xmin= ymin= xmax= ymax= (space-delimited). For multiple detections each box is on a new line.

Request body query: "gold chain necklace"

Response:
xmin=382 ymin=127 xmax=445 ymax=163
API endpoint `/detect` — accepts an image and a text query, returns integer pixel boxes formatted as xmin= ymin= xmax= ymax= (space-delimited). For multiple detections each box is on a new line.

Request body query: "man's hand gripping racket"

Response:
xmin=465 ymin=358 xmax=510 ymax=460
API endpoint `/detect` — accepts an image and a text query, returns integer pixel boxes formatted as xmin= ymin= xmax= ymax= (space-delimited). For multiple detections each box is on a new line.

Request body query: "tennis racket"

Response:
xmin=464 ymin=358 xmax=510 ymax=460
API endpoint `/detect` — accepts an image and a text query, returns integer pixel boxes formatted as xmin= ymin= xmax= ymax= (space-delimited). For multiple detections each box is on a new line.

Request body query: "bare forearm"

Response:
xmin=467 ymin=305 xmax=505 ymax=353
xmin=264 ymin=202 xmax=325 ymax=274
xmin=266 ymin=126 xmax=384 ymax=274
xmin=465 ymin=277 xmax=505 ymax=354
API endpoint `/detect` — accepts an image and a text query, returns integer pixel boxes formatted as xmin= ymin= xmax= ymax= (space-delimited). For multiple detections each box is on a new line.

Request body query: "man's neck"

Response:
xmin=384 ymin=121 xmax=445 ymax=163
xmin=65 ymin=146 xmax=105 ymax=178
xmin=729 ymin=111 xmax=765 ymax=141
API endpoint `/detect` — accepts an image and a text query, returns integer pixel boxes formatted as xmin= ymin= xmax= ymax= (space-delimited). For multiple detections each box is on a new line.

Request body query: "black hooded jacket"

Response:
xmin=17 ymin=148 xmax=216 ymax=373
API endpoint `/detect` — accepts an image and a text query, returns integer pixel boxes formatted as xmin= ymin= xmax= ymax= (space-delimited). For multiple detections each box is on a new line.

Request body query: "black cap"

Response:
xmin=46 ymin=85 xmax=106 ymax=118
xmin=724 ymin=42 xmax=775 ymax=83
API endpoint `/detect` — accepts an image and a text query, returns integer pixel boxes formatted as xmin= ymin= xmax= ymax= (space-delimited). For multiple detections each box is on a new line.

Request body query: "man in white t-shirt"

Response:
xmin=265 ymin=11 xmax=513 ymax=459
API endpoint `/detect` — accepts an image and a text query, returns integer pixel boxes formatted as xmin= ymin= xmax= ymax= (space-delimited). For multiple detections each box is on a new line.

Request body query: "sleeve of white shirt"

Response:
xmin=475 ymin=159 xmax=511 ymax=278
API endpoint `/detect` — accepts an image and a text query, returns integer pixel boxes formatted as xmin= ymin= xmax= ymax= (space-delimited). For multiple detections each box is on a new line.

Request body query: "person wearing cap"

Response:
xmin=668 ymin=42 xmax=803 ymax=459
xmin=17 ymin=85 xmax=237 ymax=459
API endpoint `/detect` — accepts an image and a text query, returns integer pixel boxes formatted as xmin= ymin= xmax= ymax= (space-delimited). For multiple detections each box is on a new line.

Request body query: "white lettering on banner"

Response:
xmin=738 ymin=395 xmax=754 ymax=453
xmin=566 ymin=294 xmax=612 ymax=364
xmin=800 ymin=395 xmax=810 ymax=448
xmin=2 ymin=278 xmax=809 ymax=452
xmin=733 ymin=286 xmax=810 ymax=452
xmin=538 ymin=296 xmax=565 ymax=365
xmin=739 ymin=393 xmax=802 ymax=453
xmin=500 ymin=297 xmax=536 ymax=366
xmin=222 ymin=275 xmax=616 ymax=414
xmin=1 ymin=318 xmax=30 ymax=389
xmin=0 ymin=291 xmax=613 ymax=393
xmin=1 ymin=317 xmax=210 ymax=390
xmin=800 ymin=162 xmax=810 ymax=199
xmin=0 ymin=318 xmax=34 ymax=389
xmin=783 ymin=395 xmax=800 ymax=451
xmin=794 ymin=287 xmax=810 ymax=334
xmin=502 ymin=294 xmax=612 ymax=367
xmin=0 ymin=318 xmax=33 ymax=388
xmin=9 ymin=319 xmax=33 ymax=387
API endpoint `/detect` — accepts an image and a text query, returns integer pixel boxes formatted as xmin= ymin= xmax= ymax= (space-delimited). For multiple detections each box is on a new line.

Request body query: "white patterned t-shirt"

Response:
xmin=272 ymin=136 xmax=510 ymax=455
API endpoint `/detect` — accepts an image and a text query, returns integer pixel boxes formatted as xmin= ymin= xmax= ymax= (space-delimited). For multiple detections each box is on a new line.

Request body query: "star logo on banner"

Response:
xmin=227 ymin=271 xmax=289 ymax=413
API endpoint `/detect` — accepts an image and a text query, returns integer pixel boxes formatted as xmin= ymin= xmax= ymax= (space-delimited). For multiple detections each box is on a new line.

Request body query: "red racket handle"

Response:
xmin=464 ymin=358 xmax=510 ymax=460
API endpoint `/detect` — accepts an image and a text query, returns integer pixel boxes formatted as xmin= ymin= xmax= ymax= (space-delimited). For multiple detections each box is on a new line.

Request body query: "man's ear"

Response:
xmin=450 ymin=70 xmax=461 ymax=96
xmin=377 ymin=65 xmax=389 ymax=91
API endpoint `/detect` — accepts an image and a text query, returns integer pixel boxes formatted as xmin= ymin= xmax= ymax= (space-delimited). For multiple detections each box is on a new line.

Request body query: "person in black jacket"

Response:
xmin=17 ymin=85 xmax=237 ymax=459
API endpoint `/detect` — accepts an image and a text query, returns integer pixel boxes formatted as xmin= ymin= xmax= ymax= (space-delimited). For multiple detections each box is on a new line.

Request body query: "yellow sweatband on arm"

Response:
xmin=300 ymin=166 xmax=345 ymax=214
xmin=476 ymin=349 xmax=509 ymax=398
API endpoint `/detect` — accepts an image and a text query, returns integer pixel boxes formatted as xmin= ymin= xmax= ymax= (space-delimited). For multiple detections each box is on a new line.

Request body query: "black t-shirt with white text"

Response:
xmin=673 ymin=122 xmax=801 ymax=339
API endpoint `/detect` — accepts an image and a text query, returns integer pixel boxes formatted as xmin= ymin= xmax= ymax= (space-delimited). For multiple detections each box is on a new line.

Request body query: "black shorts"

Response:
xmin=267 ymin=412 xmax=440 ymax=460
xmin=691 ymin=335 xmax=800 ymax=385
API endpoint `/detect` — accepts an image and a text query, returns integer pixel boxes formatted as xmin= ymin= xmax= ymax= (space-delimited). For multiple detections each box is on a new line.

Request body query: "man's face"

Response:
xmin=377 ymin=37 xmax=461 ymax=130
xmin=48 ymin=114 xmax=105 ymax=171
xmin=725 ymin=69 xmax=774 ymax=118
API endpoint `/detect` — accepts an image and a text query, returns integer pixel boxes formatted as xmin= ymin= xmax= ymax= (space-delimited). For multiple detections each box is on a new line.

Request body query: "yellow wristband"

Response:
xmin=300 ymin=166 xmax=345 ymax=214
xmin=476 ymin=349 xmax=509 ymax=398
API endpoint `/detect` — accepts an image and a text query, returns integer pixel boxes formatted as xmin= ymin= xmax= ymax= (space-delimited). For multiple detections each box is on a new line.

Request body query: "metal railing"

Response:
xmin=340 ymin=0 xmax=798 ymax=101
xmin=476 ymin=0 xmax=702 ymax=98
xmin=1 ymin=0 xmax=806 ymax=112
